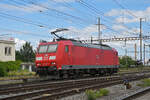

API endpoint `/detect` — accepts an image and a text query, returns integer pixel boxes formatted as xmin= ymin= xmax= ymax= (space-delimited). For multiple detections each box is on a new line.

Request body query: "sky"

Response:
xmin=0 ymin=0 xmax=150 ymax=61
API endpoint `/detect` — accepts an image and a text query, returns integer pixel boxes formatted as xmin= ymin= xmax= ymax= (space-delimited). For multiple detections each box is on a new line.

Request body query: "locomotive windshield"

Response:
xmin=38 ymin=44 xmax=58 ymax=53
xmin=47 ymin=44 xmax=58 ymax=53
xmin=38 ymin=45 xmax=48 ymax=53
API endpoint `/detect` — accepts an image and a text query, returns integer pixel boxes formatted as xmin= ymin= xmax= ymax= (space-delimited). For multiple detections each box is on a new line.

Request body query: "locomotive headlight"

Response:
xmin=51 ymin=62 xmax=56 ymax=65
xmin=49 ymin=56 xmax=56 ymax=60
xmin=36 ymin=57 xmax=42 ymax=61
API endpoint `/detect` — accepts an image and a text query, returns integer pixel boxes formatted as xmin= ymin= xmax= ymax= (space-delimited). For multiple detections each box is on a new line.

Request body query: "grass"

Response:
xmin=137 ymin=78 xmax=150 ymax=87
xmin=7 ymin=70 xmax=36 ymax=76
xmin=85 ymin=89 xmax=109 ymax=100
xmin=0 ymin=70 xmax=37 ymax=81
xmin=118 ymin=66 xmax=150 ymax=74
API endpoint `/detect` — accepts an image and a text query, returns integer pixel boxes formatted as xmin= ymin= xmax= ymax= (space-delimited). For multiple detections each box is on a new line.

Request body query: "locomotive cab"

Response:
xmin=35 ymin=40 xmax=73 ymax=76
xmin=36 ymin=43 xmax=59 ymax=75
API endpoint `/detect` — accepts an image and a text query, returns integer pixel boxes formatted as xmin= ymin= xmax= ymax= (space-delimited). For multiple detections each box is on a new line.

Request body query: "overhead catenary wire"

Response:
xmin=112 ymin=0 xmax=150 ymax=27
xmin=112 ymin=0 xmax=138 ymax=18
xmin=0 ymin=11 xmax=57 ymax=29
xmin=0 ymin=27 xmax=48 ymax=38
xmin=7 ymin=0 xmax=92 ymax=27
xmin=76 ymin=0 xmax=139 ymax=35
xmin=0 ymin=0 xmax=143 ymax=40
xmin=4 ymin=0 xmax=135 ymax=35
xmin=112 ymin=0 xmax=150 ymax=47
xmin=21 ymin=0 xmax=94 ymax=24
xmin=75 ymin=0 xmax=121 ymax=35
xmin=51 ymin=0 xmax=96 ymax=19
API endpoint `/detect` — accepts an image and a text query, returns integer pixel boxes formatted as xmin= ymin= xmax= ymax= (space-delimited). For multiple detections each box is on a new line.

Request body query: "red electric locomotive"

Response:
xmin=35 ymin=39 xmax=119 ymax=77
xmin=35 ymin=29 xmax=119 ymax=77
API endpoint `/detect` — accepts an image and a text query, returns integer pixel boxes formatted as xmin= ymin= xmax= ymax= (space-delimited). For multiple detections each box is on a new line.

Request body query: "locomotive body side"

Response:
xmin=61 ymin=42 xmax=119 ymax=73
xmin=62 ymin=44 xmax=119 ymax=69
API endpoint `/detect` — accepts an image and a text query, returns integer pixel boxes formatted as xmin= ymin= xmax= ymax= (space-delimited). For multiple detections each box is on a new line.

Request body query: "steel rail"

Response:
xmin=1 ymin=73 xmax=150 ymax=100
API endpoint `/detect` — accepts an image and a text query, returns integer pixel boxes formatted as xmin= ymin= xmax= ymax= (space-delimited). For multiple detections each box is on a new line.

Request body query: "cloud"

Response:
xmin=115 ymin=17 xmax=139 ymax=23
xmin=49 ymin=25 xmax=107 ymax=43
xmin=112 ymin=24 xmax=127 ymax=31
xmin=105 ymin=7 xmax=150 ymax=23
xmin=15 ymin=38 xmax=26 ymax=50
xmin=66 ymin=25 xmax=106 ymax=40
xmin=112 ymin=24 xmax=140 ymax=35
xmin=105 ymin=9 xmax=123 ymax=17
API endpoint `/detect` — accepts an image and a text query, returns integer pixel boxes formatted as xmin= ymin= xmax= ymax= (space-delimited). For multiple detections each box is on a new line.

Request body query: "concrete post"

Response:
xmin=29 ymin=65 xmax=32 ymax=72
xmin=22 ymin=65 xmax=25 ymax=70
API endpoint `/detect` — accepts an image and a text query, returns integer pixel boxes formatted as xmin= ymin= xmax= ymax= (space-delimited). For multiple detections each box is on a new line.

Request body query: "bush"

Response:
xmin=142 ymin=79 xmax=150 ymax=87
xmin=85 ymin=90 xmax=96 ymax=100
xmin=0 ymin=64 xmax=7 ymax=77
xmin=0 ymin=61 xmax=22 ymax=77
xmin=137 ymin=78 xmax=150 ymax=87
xmin=119 ymin=56 xmax=136 ymax=68
xmin=99 ymin=89 xmax=109 ymax=96
xmin=85 ymin=89 xmax=109 ymax=100
xmin=5 ymin=61 xmax=21 ymax=71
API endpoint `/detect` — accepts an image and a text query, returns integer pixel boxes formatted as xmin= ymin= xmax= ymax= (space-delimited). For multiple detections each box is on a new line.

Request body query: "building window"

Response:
xmin=5 ymin=47 xmax=12 ymax=56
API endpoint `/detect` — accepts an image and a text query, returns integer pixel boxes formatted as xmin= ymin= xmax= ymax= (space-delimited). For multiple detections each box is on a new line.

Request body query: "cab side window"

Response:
xmin=65 ymin=45 xmax=69 ymax=52
xmin=116 ymin=52 xmax=118 ymax=56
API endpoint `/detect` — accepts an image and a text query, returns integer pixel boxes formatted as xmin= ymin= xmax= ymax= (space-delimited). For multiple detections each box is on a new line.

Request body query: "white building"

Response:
xmin=0 ymin=37 xmax=15 ymax=62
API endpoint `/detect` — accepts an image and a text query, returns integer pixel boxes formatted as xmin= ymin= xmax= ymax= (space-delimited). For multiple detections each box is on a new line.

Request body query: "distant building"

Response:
xmin=0 ymin=37 xmax=15 ymax=62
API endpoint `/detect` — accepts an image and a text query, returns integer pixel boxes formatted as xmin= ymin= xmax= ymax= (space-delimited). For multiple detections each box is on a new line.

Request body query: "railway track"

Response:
xmin=0 ymin=70 xmax=149 ymax=90
xmin=121 ymin=87 xmax=150 ymax=100
xmin=0 ymin=71 xmax=150 ymax=100
xmin=0 ymin=76 xmax=120 ymax=95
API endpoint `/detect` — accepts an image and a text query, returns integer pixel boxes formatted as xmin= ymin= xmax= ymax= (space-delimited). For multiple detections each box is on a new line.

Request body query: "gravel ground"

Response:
xmin=0 ymin=80 xmax=147 ymax=100
xmin=0 ymin=80 xmax=23 ymax=85
xmin=59 ymin=80 xmax=143 ymax=100
xmin=99 ymin=81 xmax=142 ymax=100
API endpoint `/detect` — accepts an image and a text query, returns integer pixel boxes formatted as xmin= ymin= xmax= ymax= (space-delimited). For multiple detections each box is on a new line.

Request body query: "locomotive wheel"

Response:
xmin=58 ymin=70 xmax=64 ymax=79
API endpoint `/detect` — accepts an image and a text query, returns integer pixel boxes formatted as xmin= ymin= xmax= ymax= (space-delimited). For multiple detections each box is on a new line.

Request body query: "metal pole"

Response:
xmin=144 ymin=44 xmax=145 ymax=66
xmin=140 ymin=18 xmax=143 ymax=62
xmin=91 ymin=36 xmax=93 ymax=44
xmin=135 ymin=44 xmax=137 ymax=61
xmin=125 ymin=38 xmax=128 ymax=66
xmin=98 ymin=17 xmax=101 ymax=44
xmin=125 ymin=38 xmax=127 ymax=56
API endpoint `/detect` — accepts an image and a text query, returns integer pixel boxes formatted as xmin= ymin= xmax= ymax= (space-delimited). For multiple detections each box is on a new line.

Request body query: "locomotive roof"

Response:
xmin=39 ymin=39 xmax=112 ymax=50
xmin=56 ymin=39 xmax=112 ymax=50
xmin=71 ymin=41 xmax=112 ymax=50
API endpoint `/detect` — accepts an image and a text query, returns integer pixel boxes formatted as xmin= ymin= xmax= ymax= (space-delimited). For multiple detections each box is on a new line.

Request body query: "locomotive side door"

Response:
xmin=96 ymin=50 xmax=100 ymax=65
xmin=98 ymin=47 xmax=104 ymax=65
xmin=113 ymin=51 xmax=118 ymax=65
xmin=65 ymin=45 xmax=72 ymax=65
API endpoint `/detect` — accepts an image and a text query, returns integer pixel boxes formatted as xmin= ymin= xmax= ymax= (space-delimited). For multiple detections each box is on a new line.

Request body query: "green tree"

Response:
xmin=19 ymin=42 xmax=35 ymax=62
xmin=119 ymin=56 xmax=136 ymax=67
xmin=16 ymin=50 xmax=22 ymax=61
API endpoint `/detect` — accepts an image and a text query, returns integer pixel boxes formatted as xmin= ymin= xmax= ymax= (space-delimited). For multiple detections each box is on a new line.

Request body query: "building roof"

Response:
xmin=0 ymin=37 xmax=15 ymax=44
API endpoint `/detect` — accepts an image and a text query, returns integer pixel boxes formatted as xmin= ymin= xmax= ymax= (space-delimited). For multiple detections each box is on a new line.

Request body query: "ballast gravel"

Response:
xmin=58 ymin=80 xmax=144 ymax=100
